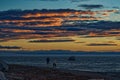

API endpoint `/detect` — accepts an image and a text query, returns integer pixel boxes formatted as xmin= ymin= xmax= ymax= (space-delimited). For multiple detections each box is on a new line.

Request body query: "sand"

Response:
xmin=4 ymin=64 xmax=120 ymax=80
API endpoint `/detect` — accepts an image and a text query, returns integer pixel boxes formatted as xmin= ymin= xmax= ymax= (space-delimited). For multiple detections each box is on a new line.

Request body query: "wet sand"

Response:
xmin=5 ymin=64 xmax=120 ymax=80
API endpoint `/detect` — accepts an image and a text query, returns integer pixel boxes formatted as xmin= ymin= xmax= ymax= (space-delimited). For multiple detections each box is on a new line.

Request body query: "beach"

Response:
xmin=1 ymin=55 xmax=120 ymax=80
xmin=4 ymin=64 xmax=120 ymax=80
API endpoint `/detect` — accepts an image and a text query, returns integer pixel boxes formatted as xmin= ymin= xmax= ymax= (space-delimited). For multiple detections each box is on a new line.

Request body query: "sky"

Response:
xmin=0 ymin=0 xmax=120 ymax=11
xmin=0 ymin=0 xmax=120 ymax=52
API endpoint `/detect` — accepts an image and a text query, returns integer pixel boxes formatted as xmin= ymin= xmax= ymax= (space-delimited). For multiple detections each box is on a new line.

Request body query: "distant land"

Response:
xmin=0 ymin=50 xmax=120 ymax=56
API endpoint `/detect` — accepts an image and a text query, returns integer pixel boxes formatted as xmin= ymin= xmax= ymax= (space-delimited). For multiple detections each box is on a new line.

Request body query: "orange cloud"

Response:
xmin=0 ymin=9 xmax=117 ymax=27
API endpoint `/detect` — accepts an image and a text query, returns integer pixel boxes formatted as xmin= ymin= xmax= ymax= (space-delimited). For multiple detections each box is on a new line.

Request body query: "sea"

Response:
xmin=0 ymin=55 xmax=120 ymax=72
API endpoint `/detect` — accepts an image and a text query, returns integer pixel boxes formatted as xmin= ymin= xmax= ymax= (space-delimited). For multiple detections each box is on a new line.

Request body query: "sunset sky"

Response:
xmin=0 ymin=0 xmax=120 ymax=52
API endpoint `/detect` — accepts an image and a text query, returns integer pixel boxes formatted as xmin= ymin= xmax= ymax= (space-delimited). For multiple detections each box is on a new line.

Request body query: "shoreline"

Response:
xmin=4 ymin=64 xmax=120 ymax=80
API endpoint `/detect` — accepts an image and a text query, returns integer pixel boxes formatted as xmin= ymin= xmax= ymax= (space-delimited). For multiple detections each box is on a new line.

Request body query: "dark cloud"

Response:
xmin=39 ymin=0 xmax=90 ymax=2
xmin=0 ymin=9 xmax=117 ymax=28
xmin=116 ymin=37 xmax=120 ymax=40
xmin=81 ymin=36 xmax=106 ymax=38
xmin=112 ymin=6 xmax=119 ymax=9
xmin=0 ymin=21 xmax=120 ymax=41
xmin=78 ymin=4 xmax=104 ymax=9
xmin=0 ymin=9 xmax=119 ymax=41
xmin=87 ymin=21 xmax=120 ymax=29
xmin=87 ymin=43 xmax=117 ymax=46
xmin=29 ymin=39 xmax=75 ymax=43
xmin=71 ymin=0 xmax=90 ymax=2
xmin=0 ymin=9 xmax=103 ymax=27
xmin=106 ymin=41 xmax=115 ymax=43
xmin=0 ymin=45 xmax=21 ymax=49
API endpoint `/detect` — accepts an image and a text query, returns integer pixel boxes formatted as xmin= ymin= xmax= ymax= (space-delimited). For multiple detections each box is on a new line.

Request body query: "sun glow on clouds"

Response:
xmin=1 ymin=36 xmax=120 ymax=51
xmin=0 ymin=9 xmax=118 ymax=27
xmin=0 ymin=8 xmax=120 ymax=51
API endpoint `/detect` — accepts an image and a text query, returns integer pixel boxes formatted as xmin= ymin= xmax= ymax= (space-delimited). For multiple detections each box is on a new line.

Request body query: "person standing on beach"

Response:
xmin=46 ymin=57 xmax=50 ymax=64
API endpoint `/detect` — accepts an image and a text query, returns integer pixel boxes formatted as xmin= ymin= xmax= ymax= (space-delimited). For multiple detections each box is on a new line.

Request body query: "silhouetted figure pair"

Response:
xmin=53 ymin=62 xmax=56 ymax=68
xmin=46 ymin=57 xmax=57 ymax=68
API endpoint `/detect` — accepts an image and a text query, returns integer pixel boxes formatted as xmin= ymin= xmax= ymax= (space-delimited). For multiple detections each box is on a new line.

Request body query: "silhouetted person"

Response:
xmin=46 ymin=57 xmax=50 ymax=64
xmin=53 ymin=62 xmax=56 ymax=68
xmin=53 ymin=60 xmax=57 ymax=68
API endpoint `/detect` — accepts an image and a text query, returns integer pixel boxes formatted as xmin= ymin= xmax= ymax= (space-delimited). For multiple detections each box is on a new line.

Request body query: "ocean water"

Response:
xmin=0 ymin=55 xmax=120 ymax=72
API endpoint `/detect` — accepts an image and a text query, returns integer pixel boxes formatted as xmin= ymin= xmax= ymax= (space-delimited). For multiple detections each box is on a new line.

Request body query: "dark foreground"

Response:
xmin=5 ymin=64 xmax=120 ymax=80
